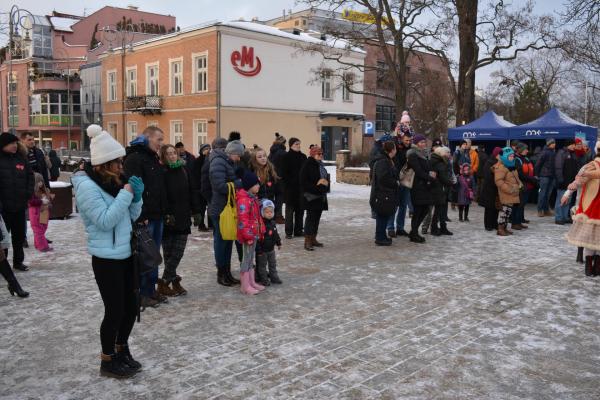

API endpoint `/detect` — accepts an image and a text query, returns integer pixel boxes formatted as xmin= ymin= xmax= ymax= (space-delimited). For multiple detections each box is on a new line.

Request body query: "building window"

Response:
xmin=107 ymin=122 xmax=118 ymax=138
xmin=32 ymin=24 xmax=52 ymax=58
xmin=8 ymin=95 xmax=18 ymax=126
xmin=127 ymin=121 xmax=138 ymax=143
xmin=8 ymin=73 xmax=17 ymax=93
xmin=192 ymin=54 xmax=208 ymax=93
xmin=170 ymin=120 xmax=183 ymax=144
xmin=376 ymin=105 xmax=396 ymax=132
xmin=147 ymin=120 xmax=158 ymax=127
xmin=193 ymin=119 xmax=208 ymax=151
xmin=170 ymin=59 xmax=183 ymax=95
xmin=321 ymin=70 xmax=333 ymax=100
xmin=342 ymin=73 xmax=353 ymax=102
xmin=126 ymin=67 xmax=137 ymax=97
xmin=29 ymin=92 xmax=81 ymax=127
xmin=107 ymin=71 xmax=117 ymax=101
xmin=147 ymin=64 xmax=159 ymax=96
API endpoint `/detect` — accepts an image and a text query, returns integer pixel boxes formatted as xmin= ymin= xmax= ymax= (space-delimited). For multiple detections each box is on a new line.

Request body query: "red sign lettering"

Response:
xmin=231 ymin=46 xmax=262 ymax=77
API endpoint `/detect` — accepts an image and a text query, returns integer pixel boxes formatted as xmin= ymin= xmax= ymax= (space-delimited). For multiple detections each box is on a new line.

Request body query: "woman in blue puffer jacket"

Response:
xmin=72 ymin=124 xmax=144 ymax=380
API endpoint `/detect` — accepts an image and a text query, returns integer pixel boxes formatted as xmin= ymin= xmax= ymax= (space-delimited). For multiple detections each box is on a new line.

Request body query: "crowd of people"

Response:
xmin=1 ymin=110 xmax=598 ymax=379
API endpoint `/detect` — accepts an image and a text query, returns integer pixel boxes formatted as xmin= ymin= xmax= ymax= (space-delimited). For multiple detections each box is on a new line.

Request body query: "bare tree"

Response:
xmin=562 ymin=0 xmax=600 ymax=74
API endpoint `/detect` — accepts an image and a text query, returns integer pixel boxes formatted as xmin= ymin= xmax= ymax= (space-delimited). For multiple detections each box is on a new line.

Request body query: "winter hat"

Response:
xmin=564 ymin=138 xmax=576 ymax=147
xmin=499 ymin=147 xmax=515 ymax=168
xmin=228 ymin=131 xmax=241 ymax=142
xmin=0 ymin=132 xmax=19 ymax=149
xmin=492 ymin=147 xmax=503 ymax=158
xmin=516 ymin=142 xmax=528 ymax=153
xmin=309 ymin=145 xmax=323 ymax=157
xmin=289 ymin=137 xmax=300 ymax=147
xmin=400 ymin=110 xmax=411 ymax=124
xmin=459 ymin=139 xmax=468 ymax=146
xmin=87 ymin=124 xmax=125 ymax=166
xmin=274 ymin=132 xmax=286 ymax=144
xmin=241 ymin=169 xmax=260 ymax=191
xmin=575 ymin=138 xmax=583 ymax=145
xmin=199 ymin=143 xmax=211 ymax=153
xmin=212 ymin=137 xmax=228 ymax=150
xmin=431 ymin=138 xmax=443 ymax=149
xmin=413 ymin=134 xmax=426 ymax=145
xmin=225 ymin=140 xmax=245 ymax=156
xmin=261 ymin=199 xmax=275 ymax=217
xmin=434 ymin=146 xmax=450 ymax=158
xmin=546 ymin=138 xmax=556 ymax=146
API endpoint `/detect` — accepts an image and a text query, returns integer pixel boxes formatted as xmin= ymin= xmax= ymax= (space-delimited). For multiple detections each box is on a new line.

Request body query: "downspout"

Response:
xmin=216 ymin=28 xmax=221 ymax=138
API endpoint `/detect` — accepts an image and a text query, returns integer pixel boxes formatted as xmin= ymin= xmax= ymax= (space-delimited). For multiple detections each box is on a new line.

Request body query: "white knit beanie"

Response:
xmin=87 ymin=124 xmax=126 ymax=166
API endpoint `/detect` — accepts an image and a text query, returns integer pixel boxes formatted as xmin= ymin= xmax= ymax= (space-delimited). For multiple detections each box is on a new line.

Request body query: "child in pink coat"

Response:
xmin=236 ymin=170 xmax=266 ymax=295
xmin=28 ymin=173 xmax=53 ymax=252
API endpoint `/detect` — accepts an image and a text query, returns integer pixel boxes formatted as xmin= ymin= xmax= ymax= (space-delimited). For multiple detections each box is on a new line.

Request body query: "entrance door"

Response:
xmin=321 ymin=127 xmax=332 ymax=160
xmin=322 ymin=126 xmax=350 ymax=160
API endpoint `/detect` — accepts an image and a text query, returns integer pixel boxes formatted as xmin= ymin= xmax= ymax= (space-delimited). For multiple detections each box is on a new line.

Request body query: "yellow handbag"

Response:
xmin=219 ymin=182 xmax=238 ymax=240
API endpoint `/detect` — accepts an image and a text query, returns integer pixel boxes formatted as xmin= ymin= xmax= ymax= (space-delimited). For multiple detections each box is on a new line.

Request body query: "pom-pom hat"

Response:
xmin=87 ymin=124 xmax=125 ymax=166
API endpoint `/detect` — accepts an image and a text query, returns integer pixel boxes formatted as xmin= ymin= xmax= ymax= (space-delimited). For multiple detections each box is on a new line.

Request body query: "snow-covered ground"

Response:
xmin=1 ymin=179 xmax=599 ymax=399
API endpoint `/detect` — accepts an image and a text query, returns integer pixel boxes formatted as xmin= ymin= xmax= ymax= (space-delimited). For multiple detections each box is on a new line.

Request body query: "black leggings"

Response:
xmin=484 ymin=207 xmax=499 ymax=230
xmin=92 ymin=256 xmax=137 ymax=355
xmin=458 ymin=205 xmax=470 ymax=220
xmin=410 ymin=205 xmax=430 ymax=235
xmin=1 ymin=210 xmax=26 ymax=265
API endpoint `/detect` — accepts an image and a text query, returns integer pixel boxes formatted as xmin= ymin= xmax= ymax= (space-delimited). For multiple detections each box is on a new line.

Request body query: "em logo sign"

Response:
xmin=231 ymin=46 xmax=262 ymax=77
xmin=462 ymin=132 xmax=477 ymax=139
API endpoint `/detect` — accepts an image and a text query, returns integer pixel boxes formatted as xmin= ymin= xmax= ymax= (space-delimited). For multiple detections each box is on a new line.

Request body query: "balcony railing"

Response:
xmin=30 ymin=115 xmax=82 ymax=127
xmin=125 ymin=95 xmax=163 ymax=115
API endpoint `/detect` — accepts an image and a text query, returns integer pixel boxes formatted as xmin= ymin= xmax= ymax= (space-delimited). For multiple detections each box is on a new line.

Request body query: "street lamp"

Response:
xmin=1 ymin=5 xmax=34 ymax=133
xmin=100 ymin=24 xmax=135 ymax=145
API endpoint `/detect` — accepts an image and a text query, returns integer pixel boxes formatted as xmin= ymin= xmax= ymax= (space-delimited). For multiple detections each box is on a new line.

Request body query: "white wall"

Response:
xmin=220 ymin=30 xmax=364 ymax=115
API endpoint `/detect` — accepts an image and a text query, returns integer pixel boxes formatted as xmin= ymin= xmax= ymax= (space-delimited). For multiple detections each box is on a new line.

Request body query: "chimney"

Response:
xmin=127 ymin=5 xmax=139 ymax=10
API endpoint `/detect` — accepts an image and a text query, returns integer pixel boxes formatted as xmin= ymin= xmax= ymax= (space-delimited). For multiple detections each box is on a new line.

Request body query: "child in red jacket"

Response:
xmin=236 ymin=170 xmax=266 ymax=295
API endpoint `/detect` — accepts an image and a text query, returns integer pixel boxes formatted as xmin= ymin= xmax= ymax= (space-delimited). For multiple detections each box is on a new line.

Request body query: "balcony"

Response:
xmin=125 ymin=95 xmax=163 ymax=115
xmin=30 ymin=115 xmax=82 ymax=127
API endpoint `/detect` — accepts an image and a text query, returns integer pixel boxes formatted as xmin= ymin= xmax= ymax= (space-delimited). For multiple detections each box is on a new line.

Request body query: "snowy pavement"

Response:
xmin=1 ymin=171 xmax=600 ymax=399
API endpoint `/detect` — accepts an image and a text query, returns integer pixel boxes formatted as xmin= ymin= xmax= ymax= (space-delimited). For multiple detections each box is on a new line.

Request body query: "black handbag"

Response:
xmin=131 ymin=223 xmax=162 ymax=275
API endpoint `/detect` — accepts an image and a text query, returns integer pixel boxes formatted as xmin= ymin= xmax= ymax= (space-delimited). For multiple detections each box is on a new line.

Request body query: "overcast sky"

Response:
xmin=5 ymin=0 xmax=568 ymax=87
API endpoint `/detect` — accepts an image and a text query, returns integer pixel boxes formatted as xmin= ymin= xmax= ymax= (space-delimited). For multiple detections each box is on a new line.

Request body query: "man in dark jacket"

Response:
xmin=534 ymin=138 xmax=556 ymax=217
xmin=175 ymin=142 xmax=196 ymax=176
xmin=20 ymin=132 xmax=49 ymax=188
xmin=554 ymin=139 xmax=579 ymax=224
xmin=269 ymin=133 xmax=287 ymax=224
xmin=475 ymin=145 xmax=489 ymax=200
xmin=281 ymin=137 xmax=308 ymax=238
xmin=429 ymin=145 xmax=453 ymax=236
xmin=191 ymin=143 xmax=212 ymax=231
xmin=0 ymin=133 xmax=34 ymax=271
xmin=387 ymin=133 xmax=412 ymax=237
xmin=123 ymin=126 xmax=166 ymax=307
xmin=208 ymin=140 xmax=243 ymax=286
xmin=479 ymin=147 xmax=502 ymax=231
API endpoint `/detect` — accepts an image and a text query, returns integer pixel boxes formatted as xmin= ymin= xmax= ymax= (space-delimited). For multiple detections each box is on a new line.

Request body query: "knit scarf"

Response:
xmin=168 ymin=159 xmax=184 ymax=169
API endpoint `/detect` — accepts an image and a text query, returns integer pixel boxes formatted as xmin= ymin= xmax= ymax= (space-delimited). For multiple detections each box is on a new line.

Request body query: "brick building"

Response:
xmin=100 ymin=21 xmax=365 ymax=158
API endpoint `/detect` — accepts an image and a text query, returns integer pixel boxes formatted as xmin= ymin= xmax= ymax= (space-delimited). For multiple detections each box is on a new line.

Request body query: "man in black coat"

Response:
xmin=123 ymin=126 xmax=166 ymax=306
xmin=281 ymin=137 xmax=307 ymax=238
xmin=269 ymin=133 xmax=287 ymax=224
xmin=389 ymin=132 xmax=413 ymax=236
xmin=478 ymin=147 xmax=502 ymax=231
xmin=534 ymin=138 xmax=556 ymax=217
xmin=175 ymin=142 xmax=196 ymax=176
xmin=0 ymin=133 xmax=34 ymax=271
xmin=191 ymin=143 xmax=212 ymax=231
xmin=554 ymin=140 xmax=579 ymax=224
xmin=20 ymin=132 xmax=49 ymax=188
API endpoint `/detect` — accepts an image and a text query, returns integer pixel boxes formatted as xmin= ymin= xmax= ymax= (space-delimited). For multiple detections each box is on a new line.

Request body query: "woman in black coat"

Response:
xmin=299 ymin=145 xmax=329 ymax=251
xmin=281 ymin=137 xmax=307 ymax=238
xmin=191 ymin=143 xmax=211 ymax=231
xmin=269 ymin=133 xmax=287 ymax=223
xmin=478 ymin=147 xmax=502 ymax=231
xmin=158 ymin=145 xmax=192 ymax=297
xmin=48 ymin=150 xmax=61 ymax=181
xmin=407 ymin=135 xmax=436 ymax=243
xmin=370 ymin=141 xmax=399 ymax=246
xmin=429 ymin=146 xmax=453 ymax=236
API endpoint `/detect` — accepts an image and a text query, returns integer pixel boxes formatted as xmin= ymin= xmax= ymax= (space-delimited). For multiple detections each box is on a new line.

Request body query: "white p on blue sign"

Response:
xmin=364 ymin=121 xmax=374 ymax=136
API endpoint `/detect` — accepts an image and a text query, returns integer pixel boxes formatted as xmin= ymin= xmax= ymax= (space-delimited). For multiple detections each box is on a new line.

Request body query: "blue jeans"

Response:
xmin=537 ymin=177 xmax=555 ymax=212
xmin=140 ymin=219 xmax=163 ymax=297
xmin=375 ymin=213 xmax=389 ymax=241
xmin=211 ymin=216 xmax=234 ymax=270
xmin=554 ymin=189 xmax=570 ymax=223
xmin=387 ymin=186 xmax=411 ymax=231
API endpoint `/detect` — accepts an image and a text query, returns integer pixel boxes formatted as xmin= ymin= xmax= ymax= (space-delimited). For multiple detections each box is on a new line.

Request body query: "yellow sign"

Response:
xmin=342 ymin=9 xmax=389 ymax=24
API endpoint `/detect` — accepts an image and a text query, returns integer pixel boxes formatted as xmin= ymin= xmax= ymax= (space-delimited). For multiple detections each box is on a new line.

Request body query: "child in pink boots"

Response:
xmin=28 ymin=173 xmax=53 ymax=252
xmin=236 ymin=170 xmax=266 ymax=295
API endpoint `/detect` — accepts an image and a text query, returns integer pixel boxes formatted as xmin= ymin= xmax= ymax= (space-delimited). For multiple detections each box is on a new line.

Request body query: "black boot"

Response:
xmin=440 ymin=226 xmax=454 ymax=236
xmin=224 ymin=265 xmax=240 ymax=285
xmin=0 ymin=259 xmax=29 ymax=297
xmin=217 ymin=268 xmax=232 ymax=287
xmin=430 ymin=225 xmax=441 ymax=236
xmin=115 ymin=344 xmax=142 ymax=371
xmin=585 ymin=256 xmax=594 ymax=276
xmin=576 ymin=247 xmax=584 ymax=263
xmin=100 ymin=353 xmax=136 ymax=379
xmin=409 ymin=231 xmax=425 ymax=243
xmin=594 ymin=255 xmax=600 ymax=277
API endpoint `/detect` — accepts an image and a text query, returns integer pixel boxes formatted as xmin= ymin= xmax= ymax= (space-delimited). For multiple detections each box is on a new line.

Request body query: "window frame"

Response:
xmin=169 ymin=57 xmax=183 ymax=96
xmin=107 ymin=70 xmax=117 ymax=102
xmin=342 ymin=72 xmax=354 ymax=102
xmin=191 ymin=52 xmax=209 ymax=94
xmin=170 ymin=120 xmax=184 ymax=144
xmin=192 ymin=119 xmax=208 ymax=153
xmin=127 ymin=121 xmax=138 ymax=143
xmin=321 ymin=69 xmax=333 ymax=100
xmin=126 ymin=66 xmax=137 ymax=97
xmin=146 ymin=62 xmax=160 ymax=96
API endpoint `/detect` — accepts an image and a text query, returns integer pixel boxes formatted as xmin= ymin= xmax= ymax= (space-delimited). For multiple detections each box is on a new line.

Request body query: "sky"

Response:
xmin=4 ymin=0 xmax=569 ymax=87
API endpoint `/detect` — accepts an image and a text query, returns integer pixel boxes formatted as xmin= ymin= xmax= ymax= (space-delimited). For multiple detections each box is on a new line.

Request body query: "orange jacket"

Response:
xmin=470 ymin=149 xmax=479 ymax=175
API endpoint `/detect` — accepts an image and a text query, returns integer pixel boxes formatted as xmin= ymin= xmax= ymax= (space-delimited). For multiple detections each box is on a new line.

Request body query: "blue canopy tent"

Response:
xmin=448 ymin=111 xmax=515 ymax=142
xmin=509 ymin=108 xmax=598 ymax=150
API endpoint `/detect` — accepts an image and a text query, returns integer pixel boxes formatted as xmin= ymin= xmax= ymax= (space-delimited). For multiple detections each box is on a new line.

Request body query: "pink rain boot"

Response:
xmin=240 ymin=272 xmax=259 ymax=295
xmin=249 ymin=268 xmax=265 ymax=291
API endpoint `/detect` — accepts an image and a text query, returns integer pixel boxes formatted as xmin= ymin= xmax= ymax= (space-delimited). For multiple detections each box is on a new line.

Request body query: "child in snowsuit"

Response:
xmin=236 ymin=170 xmax=266 ymax=295
xmin=457 ymin=164 xmax=474 ymax=222
xmin=28 ymin=172 xmax=53 ymax=252
xmin=255 ymin=199 xmax=282 ymax=286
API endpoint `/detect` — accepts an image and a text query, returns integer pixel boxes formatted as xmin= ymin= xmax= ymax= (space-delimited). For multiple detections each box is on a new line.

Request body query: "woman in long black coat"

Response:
xmin=299 ymin=145 xmax=329 ymax=251
xmin=478 ymin=147 xmax=502 ymax=231
xmin=370 ymin=141 xmax=399 ymax=246
xmin=191 ymin=143 xmax=211 ymax=231
xmin=429 ymin=146 xmax=453 ymax=236
xmin=281 ymin=138 xmax=307 ymax=238
xmin=407 ymin=135 xmax=436 ymax=243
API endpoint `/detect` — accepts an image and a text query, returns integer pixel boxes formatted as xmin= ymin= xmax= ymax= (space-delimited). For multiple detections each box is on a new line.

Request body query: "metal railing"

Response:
xmin=125 ymin=95 xmax=163 ymax=113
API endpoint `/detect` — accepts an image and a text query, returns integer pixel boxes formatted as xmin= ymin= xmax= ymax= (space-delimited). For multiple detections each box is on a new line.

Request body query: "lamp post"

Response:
xmin=101 ymin=24 xmax=135 ymax=145
xmin=1 ymin=5 xmax=33 ymax=133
